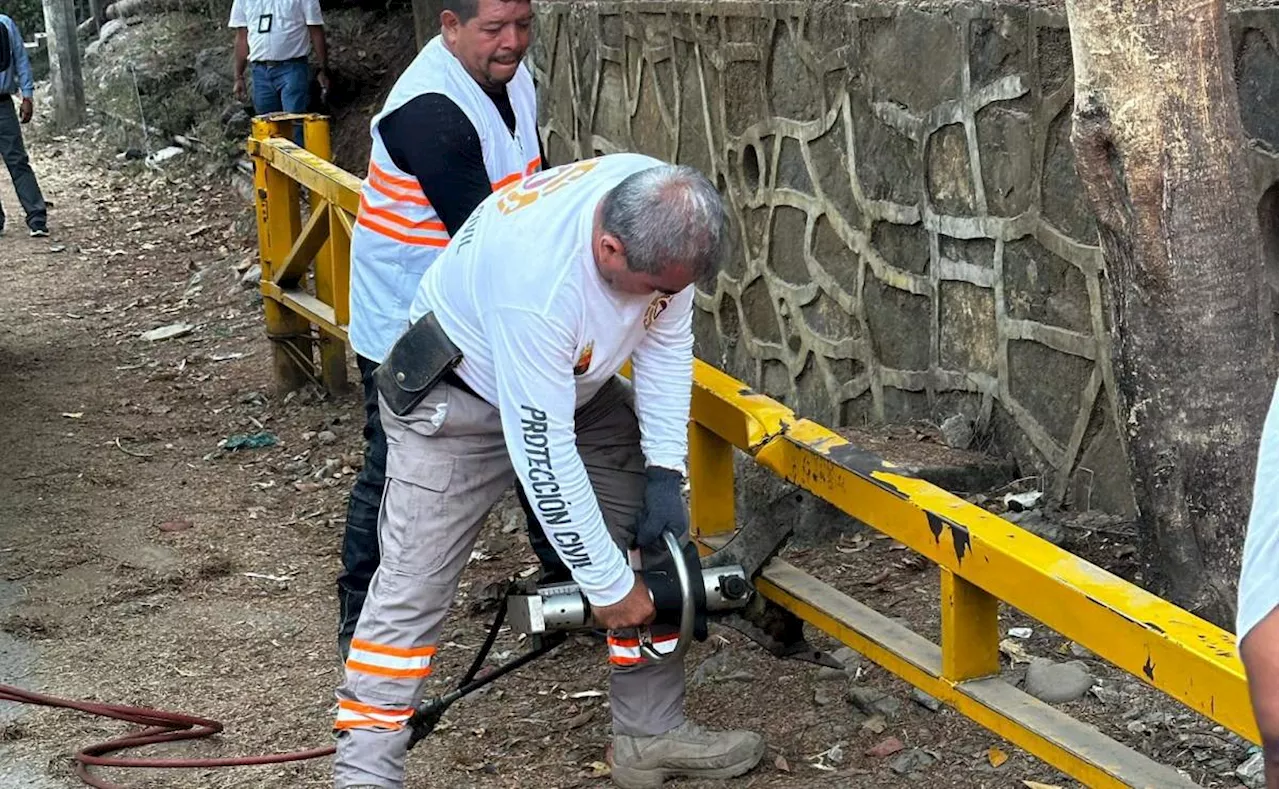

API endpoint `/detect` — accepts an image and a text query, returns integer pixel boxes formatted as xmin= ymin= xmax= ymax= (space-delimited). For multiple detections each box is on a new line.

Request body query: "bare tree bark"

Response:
xmin=1065 ymin=0 xmax=1276 ymax=626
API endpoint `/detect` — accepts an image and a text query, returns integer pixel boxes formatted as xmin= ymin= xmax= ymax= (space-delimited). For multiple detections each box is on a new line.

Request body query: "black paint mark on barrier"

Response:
xmin=1143 ymin=655 xmax=1155 ymax=680
xmin=1144 ymin=621 xmax=1166 ymax=635
xmin=926 ymin=511 xmax=945 ymax=543
xmin=952 ymin=523 xmax=971 ymax=563
xmin=738 ymin=387 xmax=755 ymax=397
xmin=825 ymin=443 xmax=909 ymax=498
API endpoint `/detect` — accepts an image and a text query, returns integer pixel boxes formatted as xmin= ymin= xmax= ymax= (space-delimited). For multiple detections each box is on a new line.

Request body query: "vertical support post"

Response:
xmin=304 ymin=115 xmax=347 ymax=395
xmin=252 ymin=117 xmax=312 ymax=394
xmin=330 ymin=205 xmax=352 ymax=327
xmin=688 ymin=420 xmax=736 ymax=548
xmin=940 ymin=568 xmax=1000 ymax=682
xmin=42 ymin=0 xmax=86 ymax=127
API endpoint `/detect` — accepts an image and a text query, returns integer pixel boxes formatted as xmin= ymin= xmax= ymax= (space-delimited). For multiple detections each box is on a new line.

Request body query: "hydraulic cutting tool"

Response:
xmin=406 ymin=516 xmax=837 ymax=748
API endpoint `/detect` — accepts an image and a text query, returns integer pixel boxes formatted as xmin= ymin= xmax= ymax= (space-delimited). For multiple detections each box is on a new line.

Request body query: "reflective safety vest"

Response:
xmin=347 ymin=34 xmax=541 ymax=363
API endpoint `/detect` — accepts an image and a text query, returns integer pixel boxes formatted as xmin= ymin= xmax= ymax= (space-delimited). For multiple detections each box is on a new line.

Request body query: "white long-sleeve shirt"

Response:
xmin=409 ymin=153 xmax=694 ymax=607
xmin=1239 ymin=380 xmax=1279 ymax=640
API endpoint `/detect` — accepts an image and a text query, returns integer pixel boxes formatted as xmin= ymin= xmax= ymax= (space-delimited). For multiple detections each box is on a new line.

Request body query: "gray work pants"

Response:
xmin=0 ymin=97 xmax=45 ymax=231
xmin=333 ymin=376 xmax=687 ymax=788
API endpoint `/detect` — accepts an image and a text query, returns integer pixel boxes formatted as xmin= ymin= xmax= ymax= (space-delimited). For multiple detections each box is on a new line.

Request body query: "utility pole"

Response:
xmin=42 ymin=0 xmax=86 ymax=127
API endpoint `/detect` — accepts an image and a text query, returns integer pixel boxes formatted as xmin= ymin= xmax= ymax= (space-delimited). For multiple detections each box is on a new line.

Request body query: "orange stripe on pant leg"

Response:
xmin=338 ymin=699 xmax=416 ymax=716
xmin=335 ymin=719 xmax=405 ymax=731
xmin=346 ymin=659 xmax=433 ymax=679
xmin=349 ymin=638 xmax=437 ymax=658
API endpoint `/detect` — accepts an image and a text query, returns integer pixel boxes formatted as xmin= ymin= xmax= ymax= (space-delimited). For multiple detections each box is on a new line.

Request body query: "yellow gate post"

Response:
xmin=303 ymin=115 xmax=348 ymax=396
xmin=940 ymin=569 xmax=1000 ymax=681
xmin=252 ymin=117 xmax=312 ymax=393
xmin=688 ymin=421 xmax=735 ymax=546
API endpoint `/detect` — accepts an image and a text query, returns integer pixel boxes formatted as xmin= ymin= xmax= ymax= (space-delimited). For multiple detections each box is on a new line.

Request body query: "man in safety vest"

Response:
xmin=338 ymin=0 xmax=559 ymax=661
xmin=333 ymin=155 xmax=767 ymax=788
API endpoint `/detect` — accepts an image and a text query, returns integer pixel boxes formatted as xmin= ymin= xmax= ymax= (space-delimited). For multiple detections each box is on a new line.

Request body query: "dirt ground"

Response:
xmin=0 ymin=125 xmax=1261 ymax=789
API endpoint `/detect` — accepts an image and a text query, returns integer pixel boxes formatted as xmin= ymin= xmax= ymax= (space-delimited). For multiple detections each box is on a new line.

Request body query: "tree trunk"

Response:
xmin=1065 ymin=0 xmax=1276 ymax=626
xmin=42 ymin=0 xmax=86 ymax=128
xmin=411 ymin=0 xmax=445 ymax=51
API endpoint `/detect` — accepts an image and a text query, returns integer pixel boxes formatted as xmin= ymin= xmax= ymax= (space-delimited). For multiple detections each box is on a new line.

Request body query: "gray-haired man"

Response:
xmin=333 ymin=153 xmax=765 ymax=788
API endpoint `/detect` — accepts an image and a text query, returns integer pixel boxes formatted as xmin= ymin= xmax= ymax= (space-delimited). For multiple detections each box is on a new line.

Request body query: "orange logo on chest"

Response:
xmin=573 ymin=341 xmax=594 ymax=376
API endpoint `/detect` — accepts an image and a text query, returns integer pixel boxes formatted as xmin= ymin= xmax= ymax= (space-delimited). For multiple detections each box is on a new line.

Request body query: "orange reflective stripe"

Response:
xmin=525 ymin=156 xmax=540 ymax=175
xmin=366 ymin=176 xmax=430 ymax=207
xmin=369 ymin=160 xmax=423 ymax=191
xmin=349 ymin=638 xmax=437 ymax=658
xmin=358 ymin=195 xmax=446 ymax=233
xmin=492 ymin=171 xmax=522 ymax=191
xmin=356 ymin=214 xmax=451 ymax=247
xmin=335 ymin=719 xmax=405 ymax=730
xmin=366 ymin=161 xmax=431 ymax=207
xmin=609 ymin=655 xmax=644 ymax=666
xmin=338 ymin=699 xmax=415 ymax=716
xmin=607 ymin=633 xmax=679 ymax=648
xmin=346 ymin=659 xmax=434 ymax=679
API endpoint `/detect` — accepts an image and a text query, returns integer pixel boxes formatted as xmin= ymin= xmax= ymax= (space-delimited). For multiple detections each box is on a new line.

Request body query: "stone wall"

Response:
xmin=531 ymin=1 xmax=1280 ymax=515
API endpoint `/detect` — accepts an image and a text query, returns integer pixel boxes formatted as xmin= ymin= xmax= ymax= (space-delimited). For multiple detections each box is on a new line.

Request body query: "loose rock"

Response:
xmin=817 ymin=645 xmax=861 ymax=681
xmin=317 ymin=429 xmax=337 ymax=445
xmin=140 ymin=322 xmax=193 ymax=342
xmin=240 ymin=263 xmax=262 ymax=287
xmin=1023 ymin=658 xmax=1094 ymax=703
xmin=848 ymin=686 xmax=901 ymax=719
xmin=940 ymin=414 xmax=973 ymax=449
xmin=1237 ymin=751 xmax=1265 ymax=789
xmin=1068 ymin=641 xmax=1095 ymax=659
xmin=865 ymin=736 xmax=904 ymax=758
xmin=888 ymin=748 xmax=936 ymax=775
xmin=910 ymin=688 xmax=943 ymax=712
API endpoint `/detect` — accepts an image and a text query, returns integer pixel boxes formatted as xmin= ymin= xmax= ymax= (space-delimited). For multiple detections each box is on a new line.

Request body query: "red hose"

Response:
xmin=0 ymin=683 xmax=334 ymax=789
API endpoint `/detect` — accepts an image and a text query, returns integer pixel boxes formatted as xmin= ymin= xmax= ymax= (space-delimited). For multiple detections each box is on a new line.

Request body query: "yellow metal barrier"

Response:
xmin=247 ymin=121 xmax=1259 ymax=788
xmin=249 ymin=113 xmax=359 ymax=394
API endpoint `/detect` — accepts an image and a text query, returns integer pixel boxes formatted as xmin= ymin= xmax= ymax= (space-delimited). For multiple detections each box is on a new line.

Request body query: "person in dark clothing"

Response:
xmin=0 ymin=15 xmax=47 ymax=237
xmin=337 ymin=0 xmax=562 ymax=661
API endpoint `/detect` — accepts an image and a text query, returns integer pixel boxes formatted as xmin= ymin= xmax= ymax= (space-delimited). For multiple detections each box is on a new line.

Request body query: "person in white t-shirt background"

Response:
xmin=228 ymin=0 xmax=330 ymax=130
xmin=332 ymin=154 xmax=766 ymax=789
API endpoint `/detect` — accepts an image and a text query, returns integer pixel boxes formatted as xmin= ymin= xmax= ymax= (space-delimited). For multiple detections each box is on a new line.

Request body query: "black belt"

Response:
xmin=443 ymin=369 xmax=479 ymax=400
xmin=253 ymin=57 xmax=307 ymax=67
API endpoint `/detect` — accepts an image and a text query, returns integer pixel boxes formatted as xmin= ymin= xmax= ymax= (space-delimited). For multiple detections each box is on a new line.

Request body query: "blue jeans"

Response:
xmin=251 ymin=59 xmax=310 ymax=145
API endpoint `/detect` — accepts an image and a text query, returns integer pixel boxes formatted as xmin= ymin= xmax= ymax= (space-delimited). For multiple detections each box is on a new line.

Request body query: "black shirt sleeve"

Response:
xmin=378 ymin=93 xmax=492 ymax=236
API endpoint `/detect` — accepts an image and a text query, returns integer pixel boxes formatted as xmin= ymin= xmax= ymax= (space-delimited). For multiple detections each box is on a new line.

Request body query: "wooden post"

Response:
xmin=42 ymin=0 xmax=86 ymax=127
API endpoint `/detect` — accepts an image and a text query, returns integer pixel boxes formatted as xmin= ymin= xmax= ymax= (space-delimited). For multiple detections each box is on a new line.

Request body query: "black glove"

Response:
xmin=635 ymin=466 xmax=688 ymax=548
